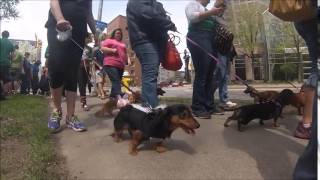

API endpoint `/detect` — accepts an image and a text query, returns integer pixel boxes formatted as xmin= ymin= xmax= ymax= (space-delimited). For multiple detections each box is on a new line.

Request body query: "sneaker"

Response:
xmin=220 ymin=101 xmax=237 ymax=108
xmin=294 ymin=122 xmax=311 ymax=139
xmin=210 ymin=108 xmax=224 ymax=115
xmin=82 ymin=103 xmax=90 ymax=111
xmin=66 ymin=115 xmax=86 ymax=132
xmin=193 ymin=111 xmax=211 ymax=119
xmin=48 ymin=110 xmax=62 ymax=131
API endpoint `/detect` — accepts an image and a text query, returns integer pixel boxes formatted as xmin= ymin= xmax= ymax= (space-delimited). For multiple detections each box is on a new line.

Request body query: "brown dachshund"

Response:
xmin=111 ymin=104 xmax=200 ymax=156
xmin=244 ymin=85 xmax=279 ymax=104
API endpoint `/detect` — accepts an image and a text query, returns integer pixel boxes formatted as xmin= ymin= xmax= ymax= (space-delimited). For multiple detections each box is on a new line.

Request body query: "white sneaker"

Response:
xmin=225 ymin=101 xmax=237 ymax=108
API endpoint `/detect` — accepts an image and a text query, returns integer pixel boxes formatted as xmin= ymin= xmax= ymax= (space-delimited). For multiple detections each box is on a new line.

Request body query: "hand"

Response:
xmin=94 ymin=36 xmax=99 ymax=46
xmin=56 ymin=19 xmax=71 ymax=31
xmin=209 ymin=7 xmax=224 ymax=15
xmin=112 ymin=48 xmax=117 ymax=54
xmin=168 ymin=23 xmax=177 ymax=32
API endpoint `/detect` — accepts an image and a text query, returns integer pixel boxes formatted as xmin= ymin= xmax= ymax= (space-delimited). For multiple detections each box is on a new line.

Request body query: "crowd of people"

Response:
xmin=0 ymin=31 xmax=50 ymax=99
xmin=0 ymin=0 xmax=317 ymax=178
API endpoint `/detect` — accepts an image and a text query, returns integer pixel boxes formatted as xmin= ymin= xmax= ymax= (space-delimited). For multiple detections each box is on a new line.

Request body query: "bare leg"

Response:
xmin=65 ymin=90 xmax=77 ymax=119
xmin=302 ymin=87 xmax=314 ymax=125
xmin=50 ymin=86 xmax=63 ymax=112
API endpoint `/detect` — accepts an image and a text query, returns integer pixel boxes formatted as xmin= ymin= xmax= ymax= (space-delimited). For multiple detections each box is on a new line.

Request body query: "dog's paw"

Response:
xmin=273 ymin=123 xmax=280 ymax=127
xmin=155 ymin=145 xmax=167 ymax=153
xmin=114 ymin=138 xmax=123 ymax=143
xmin=129 ymin=150 xmax=138 ymax=156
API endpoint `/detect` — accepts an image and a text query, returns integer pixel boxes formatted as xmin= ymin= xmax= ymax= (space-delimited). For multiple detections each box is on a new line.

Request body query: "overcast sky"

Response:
xmin=0 ymin=0 xmax=215 ymax=64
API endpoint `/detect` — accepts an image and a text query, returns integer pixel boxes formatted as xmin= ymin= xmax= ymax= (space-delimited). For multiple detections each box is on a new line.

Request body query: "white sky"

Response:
xmin=0 ymin=0 xmax=215 ymax=65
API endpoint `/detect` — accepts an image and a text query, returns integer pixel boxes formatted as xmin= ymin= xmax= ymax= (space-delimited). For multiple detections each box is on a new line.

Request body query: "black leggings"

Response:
xmin=46 ymin=4 xmax=87 ymax=92
xmin=78 ymin=66 xmax=89 ymax=97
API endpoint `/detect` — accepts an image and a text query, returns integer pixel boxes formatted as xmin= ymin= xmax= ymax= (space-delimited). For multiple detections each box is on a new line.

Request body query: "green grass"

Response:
xmin=0 ymin=95 xmax=56 ymax=179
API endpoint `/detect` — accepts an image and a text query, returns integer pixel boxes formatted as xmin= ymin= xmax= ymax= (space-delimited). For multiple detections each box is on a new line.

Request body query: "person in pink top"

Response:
xmin=100 ymin=28 xmax=129 ymax=101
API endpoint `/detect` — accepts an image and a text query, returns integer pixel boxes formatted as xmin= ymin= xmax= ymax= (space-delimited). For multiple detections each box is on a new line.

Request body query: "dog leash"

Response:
xmin=286 ymin=81 xmax=301 ymax=91
xmin=174 ymin=31 xmax=250 ymax=88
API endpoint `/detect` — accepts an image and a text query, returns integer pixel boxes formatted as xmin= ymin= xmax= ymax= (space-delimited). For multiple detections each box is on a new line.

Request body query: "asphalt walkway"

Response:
xmin=55 ymin=85 xmax=307 ymax=179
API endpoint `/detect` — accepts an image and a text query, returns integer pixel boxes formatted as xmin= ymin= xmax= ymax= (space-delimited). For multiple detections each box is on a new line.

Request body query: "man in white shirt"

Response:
xmin=185 ymin=0 xmax=224 ymax=119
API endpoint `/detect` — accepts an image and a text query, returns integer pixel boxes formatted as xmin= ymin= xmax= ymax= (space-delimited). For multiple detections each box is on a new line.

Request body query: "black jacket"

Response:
xmin=126 ymin=0 xmax=176 ymax=48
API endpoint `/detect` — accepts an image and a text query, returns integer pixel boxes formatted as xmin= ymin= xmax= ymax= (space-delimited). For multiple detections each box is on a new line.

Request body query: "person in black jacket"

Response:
xmin=127 ymin=0 xmax=176 ymax=108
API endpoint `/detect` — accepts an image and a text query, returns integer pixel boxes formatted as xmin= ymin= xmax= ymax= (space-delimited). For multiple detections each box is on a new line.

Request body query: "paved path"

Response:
xmin=56 ymin=86 xmax=307 ymax=179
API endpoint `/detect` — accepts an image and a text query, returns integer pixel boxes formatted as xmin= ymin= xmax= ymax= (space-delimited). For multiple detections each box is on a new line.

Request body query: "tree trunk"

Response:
xmin=245 ymin=55 xmax=254 ymax=81
xmin=297 ymin=53 xmax=303 ymax=82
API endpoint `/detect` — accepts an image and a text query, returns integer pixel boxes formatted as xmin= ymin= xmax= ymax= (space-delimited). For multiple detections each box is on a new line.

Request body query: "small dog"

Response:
xmin=288 ymin=87 xmax=305 ymax=115
xmin=244 ymin=85 xmax=279 ymax=104
xmin=224 ymin=89 xmax=294 ymax=131
xmin=111 ymin=104 xmax=200 ymax=155
xmin=95 ymin=88 xmax=166 ymax=117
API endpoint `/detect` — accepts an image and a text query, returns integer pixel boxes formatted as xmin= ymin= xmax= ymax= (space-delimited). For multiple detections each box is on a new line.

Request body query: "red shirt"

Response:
xmin=101 ymin=39 xmax=127 ymax=69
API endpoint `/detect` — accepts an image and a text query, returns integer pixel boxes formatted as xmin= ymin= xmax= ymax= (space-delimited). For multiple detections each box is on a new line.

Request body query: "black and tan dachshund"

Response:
xmin=111 ymin=104 xmax=200 ymax=156
xmin=224 ymin=89 xmax=294 ymax=131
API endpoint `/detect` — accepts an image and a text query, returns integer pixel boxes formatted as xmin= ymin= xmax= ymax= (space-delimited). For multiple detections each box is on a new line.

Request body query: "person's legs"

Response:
xmin=1 ymin=66 xmax=12 ymax=94
xmin=293 ymin=18 xmax=318 ymax=139
xmin=104 ymin=66 xmax=123 ymax=98
xmin=78 ymin=67 xmax=89 ymax=110
xmin=133 ymin=42 xmax=160 ymax=108
xmin=293 ymin=95 xmax=317 ymax=179
xmin=187 ymin=31 xmax=216 ymax=117
xmin=217 ymin=54 xmax=237 ymax=108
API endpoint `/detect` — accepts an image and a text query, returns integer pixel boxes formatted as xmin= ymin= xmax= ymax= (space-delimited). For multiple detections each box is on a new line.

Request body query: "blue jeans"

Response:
xmin=213 ymin=53 xmax=230 ymax=104
xmin=103 ymin=66 xmax=124 ymax=98
xmin=133 ymin=42 xmax=161 ymax=108
xmin=294 ymin=18 xmax=318 ymax=88
xmin=187 ymin=30 xmax=217 ymax=113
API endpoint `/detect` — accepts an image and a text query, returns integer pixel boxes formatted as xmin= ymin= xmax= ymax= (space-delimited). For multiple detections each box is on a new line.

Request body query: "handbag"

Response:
xmin=214 ymin=23 xmax=234 ymax=55
xmin=269 ymin=0 xmax=316 ymax=22
xmin=161 ymin=39 xmax=182 ymax=71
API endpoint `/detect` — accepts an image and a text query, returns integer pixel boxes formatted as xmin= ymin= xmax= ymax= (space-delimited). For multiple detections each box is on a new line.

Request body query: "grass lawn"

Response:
xmin=0 ymin=95 xmax=67 ymax=179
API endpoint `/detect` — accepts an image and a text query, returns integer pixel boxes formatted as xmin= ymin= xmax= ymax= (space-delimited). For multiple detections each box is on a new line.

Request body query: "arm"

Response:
xmin=185 ymin=2 xmax=224 ymax=23
xmin=100 ymin=47 xmax=117 ymax=55
xmin=86 ymin=1 xmax=96 ymax=35
xmin=129 ymin=0 xmax=176 ymax=31
xmin=49 ymin=0 xmax=70 ymax=31
xmin=100 ymin=40 xmax=117 ymax=55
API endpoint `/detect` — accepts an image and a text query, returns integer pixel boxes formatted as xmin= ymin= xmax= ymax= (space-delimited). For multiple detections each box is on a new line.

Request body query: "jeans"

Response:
xmin=103 ymin=65 xmax=124 ymax=98
xmin=133 ymin=42 xmax=161 ymax=108
xmin=294 ymin=18 xmax=318 ymax=88
xmin=20 ymin=74 xmax=31 ymax=94
xmin=213 ymin=53 xmax=230 ymax=104
xmin=187 ymin=30 xmax=217 ymax=113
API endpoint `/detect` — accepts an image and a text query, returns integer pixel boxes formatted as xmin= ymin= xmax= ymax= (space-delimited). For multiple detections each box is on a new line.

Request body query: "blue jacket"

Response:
xmin=126 ymin=0 xmax=176 ymax=48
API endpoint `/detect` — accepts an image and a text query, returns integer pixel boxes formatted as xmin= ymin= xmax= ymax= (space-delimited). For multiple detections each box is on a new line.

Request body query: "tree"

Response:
xmin=0 ymin=0 xmax=20 ymax=20
xmin=0 ymin=0 xmax=20 ymax=33
xmin=229 ymin=1 xmax=266 ymax=81
xmin=281 ymin=22 xmax=305 ymax=82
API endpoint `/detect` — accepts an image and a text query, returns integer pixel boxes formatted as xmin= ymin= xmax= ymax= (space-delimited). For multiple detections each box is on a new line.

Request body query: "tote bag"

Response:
xmin=269 ymin=0 xmax=316 ymax=22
